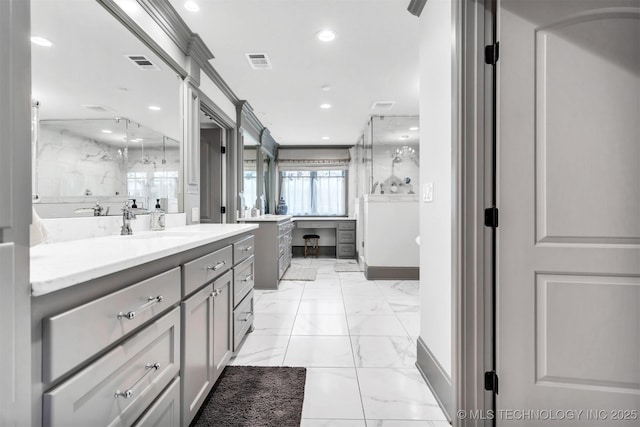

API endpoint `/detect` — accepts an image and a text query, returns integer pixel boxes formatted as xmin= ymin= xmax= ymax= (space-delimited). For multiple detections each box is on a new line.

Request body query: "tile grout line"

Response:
xmin=339 ymin=269 xmax=368 ymax=423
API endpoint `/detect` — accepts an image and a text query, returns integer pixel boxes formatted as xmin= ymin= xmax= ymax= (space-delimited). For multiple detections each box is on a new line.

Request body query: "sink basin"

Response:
xmin=128 ymin=231 xmax=198 ymax=240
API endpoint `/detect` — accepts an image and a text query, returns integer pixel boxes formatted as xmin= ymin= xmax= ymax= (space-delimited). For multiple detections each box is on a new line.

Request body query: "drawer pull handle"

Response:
xmin=206 ymin=261 xmax=226 ymax=271
xmin=242 ymin=274 xmax=253 ymax=283
xmin=210 ymin=288 xmax=222 ymax=298
xmin=117 ymin=296 xmax=164 ymax=320
xmin=243 ymin=246 xmax=253 ymax=252
xmin=114 ymin=362 xmax=161 ymax=399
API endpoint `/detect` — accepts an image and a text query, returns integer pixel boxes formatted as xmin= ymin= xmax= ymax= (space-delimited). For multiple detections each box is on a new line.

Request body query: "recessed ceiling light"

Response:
xmin=101 ymin=129 xmax=113 ymax=134
xmin=320 ymin=103 xmax=332 ymax=109
xmin=184 ymin=1 xmax=200 ymax=12
xmin=31 ymin=36 xmax=52 ymax=47
xmin=316 ymin=30 xmax=336 ymax=42
xmin=409 ymin=126 xmax=419 ymax=131
xmin=148 ymin=105 xmax=161 ymax=111
xmin=322 ymin=136 xmax=330 ymax=140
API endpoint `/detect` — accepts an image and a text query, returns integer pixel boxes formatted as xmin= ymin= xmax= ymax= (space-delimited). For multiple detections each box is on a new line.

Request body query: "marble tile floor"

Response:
xmin=229 ymin=257 xmax=448 ymax=427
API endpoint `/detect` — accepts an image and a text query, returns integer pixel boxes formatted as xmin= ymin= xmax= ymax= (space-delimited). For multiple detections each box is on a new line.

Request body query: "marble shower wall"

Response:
xmin=38 ymin=127 xmax=127 ymax=199
xmin=371 ymin=143 xmax=419 ymax=195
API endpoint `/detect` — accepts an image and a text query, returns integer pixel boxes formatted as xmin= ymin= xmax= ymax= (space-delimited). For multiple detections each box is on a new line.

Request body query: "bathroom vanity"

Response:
xmin=238 ymin=215 xmax=294 ymax=290
xmin=30 ymin=224 xmax=257 ymax=427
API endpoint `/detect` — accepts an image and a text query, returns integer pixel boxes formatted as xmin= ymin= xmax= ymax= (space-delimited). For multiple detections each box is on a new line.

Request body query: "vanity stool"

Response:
xmin=303 ymin=234 xmax=320 ymax=258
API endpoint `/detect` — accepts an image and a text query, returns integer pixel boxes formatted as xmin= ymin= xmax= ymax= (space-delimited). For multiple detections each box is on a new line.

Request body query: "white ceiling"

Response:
xmin=167 ymin=0 xmax=420 ymax=146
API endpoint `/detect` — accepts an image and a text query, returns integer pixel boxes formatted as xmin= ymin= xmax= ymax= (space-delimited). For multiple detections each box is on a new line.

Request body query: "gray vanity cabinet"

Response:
xmin=181 ymin=283 xmax=215 ymax=427
xmin=181 ymin=260 xmax=234 ymax=426
xmin=134 ymin=377 xmax=180 ymax=427
xmin=337 ymin=221 xmax=356 ymax=259
xmin=43 ymin=308 xmax=181 ymax=427
xmin=212 ymin=271 xmax=233 ymax=378
xmin=33 ymin=229 xmax=256 ymax=427
xmin=249 ymin=218 xmax=293 ymax=290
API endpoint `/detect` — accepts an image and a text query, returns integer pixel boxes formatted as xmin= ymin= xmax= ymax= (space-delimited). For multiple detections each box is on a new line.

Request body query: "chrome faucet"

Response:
xmin=92 ymin=202 xmax=110 ymax=216
xmin=121 ymin=201 xmax=137 ymax=235
xmin=74 ymin=201 xmax=110 ymax=216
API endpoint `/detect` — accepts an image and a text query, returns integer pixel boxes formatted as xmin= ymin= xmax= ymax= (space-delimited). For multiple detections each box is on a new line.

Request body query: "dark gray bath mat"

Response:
xmin=192 ymin=366 xmax=307 ymax=427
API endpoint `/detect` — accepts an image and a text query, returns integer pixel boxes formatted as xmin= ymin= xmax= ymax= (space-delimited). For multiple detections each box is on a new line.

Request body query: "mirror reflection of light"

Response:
xmin=148 ymin=106 xmax=161 ymax=111
xmin=31 ymin=36 xmax=53 ymax=47
xmin=316 ymin=30 xmax=336 ymax=42
xmin=184 ymin=1 xmax=200 ymax=12
xmin=101 ymin=129 xmax=112 ymax=134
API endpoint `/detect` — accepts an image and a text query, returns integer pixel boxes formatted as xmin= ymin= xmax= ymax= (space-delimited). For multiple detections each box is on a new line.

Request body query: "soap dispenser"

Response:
xmin=151 ymin=199 xmax=165 ymax=231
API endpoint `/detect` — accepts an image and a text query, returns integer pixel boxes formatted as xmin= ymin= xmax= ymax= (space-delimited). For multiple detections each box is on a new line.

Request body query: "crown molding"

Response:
xmin=139 ymin=0 xmax=240 ymax=105
xmin=187 ymin=34 xmax=214 ymax=67
xmin=236 ymin=101 xmax=264 ymax=140
xmin=139 ymin=0 xmax=192 ymax=53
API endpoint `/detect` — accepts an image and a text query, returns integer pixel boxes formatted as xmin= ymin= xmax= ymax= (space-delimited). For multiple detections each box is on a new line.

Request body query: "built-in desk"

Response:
xmin=293 ymin=217 xmax=356 ymax=259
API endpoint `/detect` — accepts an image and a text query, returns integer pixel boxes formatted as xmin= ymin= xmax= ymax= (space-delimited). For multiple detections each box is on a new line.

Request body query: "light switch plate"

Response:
xmin=191 ymin=207 xmax=199 ymax=222
xmin=423 ymin=182 xmax=434 ymax=202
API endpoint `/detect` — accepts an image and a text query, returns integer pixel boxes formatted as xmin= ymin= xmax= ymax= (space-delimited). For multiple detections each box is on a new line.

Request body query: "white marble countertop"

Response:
xmin=30 ymin=224 xmax=258 ymax=297
xmin=293 ymin=217 xmax=355 ymax=221
xmin=238 ymin=215 xmax=293 ymax=222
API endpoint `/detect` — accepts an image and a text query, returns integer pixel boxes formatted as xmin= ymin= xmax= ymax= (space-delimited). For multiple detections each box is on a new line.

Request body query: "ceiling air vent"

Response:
xmin=371 ymin=101 xmax=396 ymax=111
xmin=246 ymin=53 xmax=272 ymax=70
xmin=81 ymin=104 xmax=114 ymax=113
xmin=125 ymin=54 xmax=161 ymax=71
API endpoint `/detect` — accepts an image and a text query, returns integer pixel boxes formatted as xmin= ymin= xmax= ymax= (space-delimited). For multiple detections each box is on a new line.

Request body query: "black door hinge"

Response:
xmin=484 ymin=207 xmax=499 ymax=228
xmin=484 ymin=371 xmax=499 ymax=394
xmin=221 ymin=146 xmax=226 ymax=154
xmin=485 ymin=42 xmax=500 ymax=65
xmin=220 ymin=206 xmax=226 ymax=214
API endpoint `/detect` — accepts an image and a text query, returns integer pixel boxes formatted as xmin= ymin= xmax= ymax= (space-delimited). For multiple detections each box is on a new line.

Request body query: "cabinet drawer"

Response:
xmin=182 ymin=245 xmax=232 ymax=296
xmin=43 ymin=268 xmax=180 ymax=383
xmin=134 ymin=377 xmax=180 ymax=427
xmin=338 ymin=221 xmax=356 ymax=230
xmin=44 ymin=308 xmax=181 ymax=427
xmin=233 ymin=235 xmax=254 ymax=264
xmin=338 ymin=244 xmax=356 ymax=258
xmin=337 ymin=230 xmax=355 ymax=243
xmin=233 ymin=255 xmax=254 ymax=307
xmin=233 ymin=291 xmax=254 ymax=351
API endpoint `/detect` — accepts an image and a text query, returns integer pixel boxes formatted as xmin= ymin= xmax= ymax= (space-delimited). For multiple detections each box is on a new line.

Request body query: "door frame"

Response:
xmin=453 ymin=0 xmax=496 ymax=424
xmin=199 ymin=95 xmax=236 ymax=223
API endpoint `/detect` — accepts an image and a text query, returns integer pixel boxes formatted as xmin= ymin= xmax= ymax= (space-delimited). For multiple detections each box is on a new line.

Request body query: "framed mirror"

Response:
xmin=31 ymin=0 xmax=183 ymax=217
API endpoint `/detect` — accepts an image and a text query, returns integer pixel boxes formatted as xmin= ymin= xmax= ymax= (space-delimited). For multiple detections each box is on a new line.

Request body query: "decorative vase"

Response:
xmin=276 ymin=197 xmax=288 ymax=215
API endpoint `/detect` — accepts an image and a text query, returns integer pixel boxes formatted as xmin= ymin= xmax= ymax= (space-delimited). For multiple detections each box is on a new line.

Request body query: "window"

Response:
xmin=280 ymin=169 xmax=346 ymax=216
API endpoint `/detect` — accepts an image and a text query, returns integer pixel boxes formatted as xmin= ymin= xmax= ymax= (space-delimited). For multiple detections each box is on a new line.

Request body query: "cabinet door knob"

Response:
xmin=243 ymin=246 xmax=253 ymax=252
xmin=210 ymin=288 xmax=222 ymax=297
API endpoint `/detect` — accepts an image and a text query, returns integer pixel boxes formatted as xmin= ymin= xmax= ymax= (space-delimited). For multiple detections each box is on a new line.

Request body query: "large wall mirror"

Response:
xmin=31 ymin=0 xmax=183 ymax=217
xmin=242 ymin=133 xmax=259 ymax=213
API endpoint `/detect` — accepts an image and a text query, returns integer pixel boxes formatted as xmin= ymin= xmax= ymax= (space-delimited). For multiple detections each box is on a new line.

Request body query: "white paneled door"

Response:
xmin=498 ymin=1 xmax=640 ymax=425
